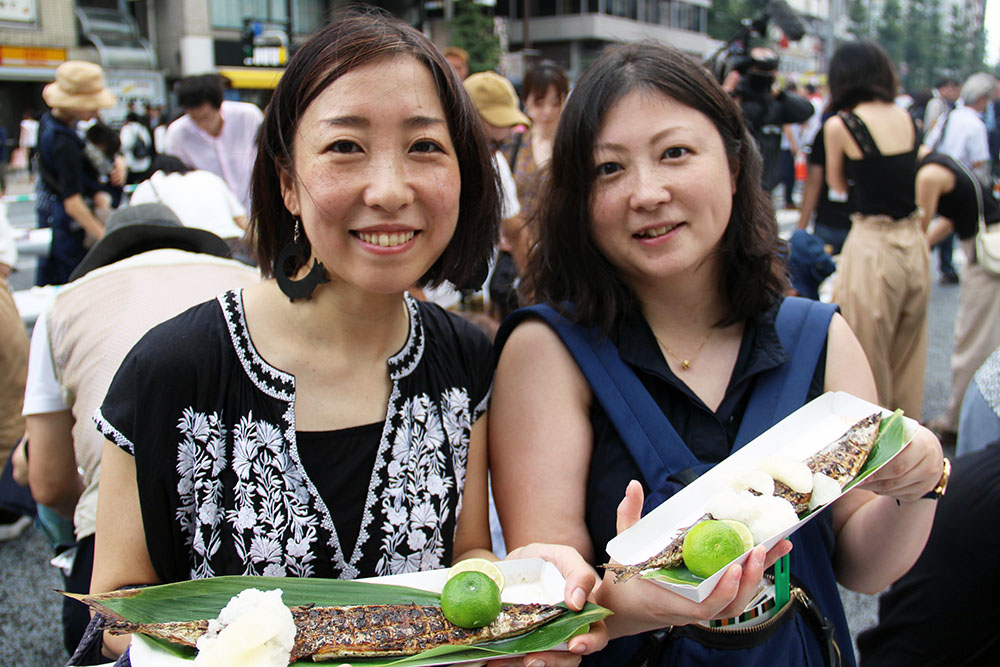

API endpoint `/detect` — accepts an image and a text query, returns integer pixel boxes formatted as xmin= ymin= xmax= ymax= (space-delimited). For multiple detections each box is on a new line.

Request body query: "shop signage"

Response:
xmin=0 ymin=0 xmax=36 ymax=24
xmin=0 ymin=46 xmax=65 ymax=66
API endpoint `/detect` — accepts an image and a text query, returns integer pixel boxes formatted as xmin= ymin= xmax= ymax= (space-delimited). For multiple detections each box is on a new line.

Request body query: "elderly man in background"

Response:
xmin=163 ymin=74 xmax=263 ymax=212
xmin=923 ymin=72 xmax=996 ymax=185
xmin=20 ymin=203 xmax=259 ymax=654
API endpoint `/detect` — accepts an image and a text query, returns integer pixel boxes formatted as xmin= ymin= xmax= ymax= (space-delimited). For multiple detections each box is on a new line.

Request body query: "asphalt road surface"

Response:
xmin=0 ymin=179 xmax=962 ymax=665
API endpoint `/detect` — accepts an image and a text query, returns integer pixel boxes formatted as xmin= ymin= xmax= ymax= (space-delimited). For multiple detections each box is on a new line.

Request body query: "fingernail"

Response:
xmin=570 ymin=641 xmax=588 ymax=654
xmin=527 ymin=660 xmax=546 ymax=667
xmin=755 ymin=547 xmax=765 ymax=568
xmin=571 ymin=586 xmax=587 ymax=609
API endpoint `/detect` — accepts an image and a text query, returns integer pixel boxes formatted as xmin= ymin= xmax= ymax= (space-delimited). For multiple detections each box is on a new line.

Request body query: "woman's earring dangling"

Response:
xmin=274 ymin=217 xmax=329 ymax=302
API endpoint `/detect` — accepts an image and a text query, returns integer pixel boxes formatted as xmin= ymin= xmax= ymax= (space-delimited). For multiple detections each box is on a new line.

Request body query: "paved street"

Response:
xmin=0 ymin=176 xmax=962 ymax=664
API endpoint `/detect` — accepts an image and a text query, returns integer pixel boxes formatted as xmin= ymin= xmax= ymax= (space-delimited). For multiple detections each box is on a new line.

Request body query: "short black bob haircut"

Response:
xmin=827 ymin=40 xmax=899 ymax=113
xmin=251 ymin=10 xmax=500 ymax=289
xmin=521 ymin=42 xmax=785 ymax=333
xmin=176 ymin=74 xmax=225 ymax=111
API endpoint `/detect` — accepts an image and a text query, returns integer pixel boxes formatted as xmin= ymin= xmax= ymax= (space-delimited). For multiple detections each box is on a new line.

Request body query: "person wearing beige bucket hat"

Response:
xmin=35 ymin=61 xmax=125 ymax=287
xmin=42 ymin=61 xmax=116 ymax=111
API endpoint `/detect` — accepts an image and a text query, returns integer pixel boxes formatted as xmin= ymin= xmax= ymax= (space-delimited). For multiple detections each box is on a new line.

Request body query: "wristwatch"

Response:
xmin=921 ymin=457 xmax=951 ymax=500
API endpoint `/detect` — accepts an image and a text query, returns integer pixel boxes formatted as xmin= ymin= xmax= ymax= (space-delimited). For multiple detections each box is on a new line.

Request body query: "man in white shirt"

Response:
xmin=923 ymin=76 xmax=960 ymax=135
xmin=923 ymin=73 xmax=996 ymax=184
xmin=163 ymin=74 xmax=263 ymax=212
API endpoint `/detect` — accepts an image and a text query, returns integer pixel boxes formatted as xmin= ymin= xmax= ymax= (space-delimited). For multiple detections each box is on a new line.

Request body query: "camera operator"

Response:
xmin=723 ymin=47 xmax=814 ymax=192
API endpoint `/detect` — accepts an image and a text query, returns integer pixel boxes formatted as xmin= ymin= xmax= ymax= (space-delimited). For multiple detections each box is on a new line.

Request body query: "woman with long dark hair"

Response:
xmin=490 ymin=41 xmax=945 ymax=665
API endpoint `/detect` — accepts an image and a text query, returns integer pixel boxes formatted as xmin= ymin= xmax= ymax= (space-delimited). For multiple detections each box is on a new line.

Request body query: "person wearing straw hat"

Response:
xmin=18 ymin=202 xmax=258 ymax=654
xmin=35 ymin=61 xmax=124 ymax=287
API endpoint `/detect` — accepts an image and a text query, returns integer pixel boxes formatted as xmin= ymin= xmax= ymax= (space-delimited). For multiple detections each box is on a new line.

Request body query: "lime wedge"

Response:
xmin=448 ymin=558 xmax=505 ymax=592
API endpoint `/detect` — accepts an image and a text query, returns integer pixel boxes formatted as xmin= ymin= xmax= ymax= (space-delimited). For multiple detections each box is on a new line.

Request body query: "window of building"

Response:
xmin=211 ymin=0 xmax=325 ymax=34
xmin=674 ymin=2 xmax=704 ymax=31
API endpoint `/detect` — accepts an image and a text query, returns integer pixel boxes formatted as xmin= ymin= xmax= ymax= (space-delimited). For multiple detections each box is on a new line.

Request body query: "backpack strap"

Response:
xmin=930 ymin=110 xmax=952 ymax=152
xmin=506 ymin=130 xmax=524 ymax=171
xmin=494 ymin=305 xmax=702 ymax=493
xmin=734 ymin=297 xmax=838 ymax=448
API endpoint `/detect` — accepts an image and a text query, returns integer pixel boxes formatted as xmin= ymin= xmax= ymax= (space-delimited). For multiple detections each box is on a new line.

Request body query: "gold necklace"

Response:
xmin=654 ymin=328 xmax=714 ymax=371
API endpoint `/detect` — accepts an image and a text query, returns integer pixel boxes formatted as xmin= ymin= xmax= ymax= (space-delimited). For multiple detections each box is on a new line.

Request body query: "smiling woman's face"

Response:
xmin=280 ymin=55 xmax=461 ymax=296
xmin=588 ymin=89 xmax=735 ymax=291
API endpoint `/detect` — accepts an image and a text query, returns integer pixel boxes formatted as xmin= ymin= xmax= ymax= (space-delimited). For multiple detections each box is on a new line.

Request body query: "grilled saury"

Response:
xmin=96 ymin=601 xmax=565 ymax=662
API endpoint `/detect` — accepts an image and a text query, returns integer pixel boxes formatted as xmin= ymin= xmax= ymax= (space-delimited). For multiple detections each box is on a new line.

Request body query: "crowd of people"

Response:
xmin=0 ymin=10 xmax=998 ymax=666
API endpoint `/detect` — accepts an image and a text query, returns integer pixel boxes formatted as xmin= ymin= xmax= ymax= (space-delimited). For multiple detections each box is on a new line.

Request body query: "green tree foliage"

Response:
xmin=944 ymin=4 xmax=967 ymax=76
xmin=708 ymin=0 xmax=749 ymax=42
xmin=901 ymin=0 xmax=935 ymax=91
xmin=876 ymin=0 xmax=905 ymax=68
xmin=846 ymin=0 xmax=870 ymax=40
xmin=448 ymin=0 xmax=501 ymax=74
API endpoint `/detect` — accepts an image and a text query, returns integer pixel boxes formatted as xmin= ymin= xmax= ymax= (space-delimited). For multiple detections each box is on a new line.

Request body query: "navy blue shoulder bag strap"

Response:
xmin=495 ymin=305 xmax=701 ymax=495
xmin=735 ymin=297 xmax=839 ymax=447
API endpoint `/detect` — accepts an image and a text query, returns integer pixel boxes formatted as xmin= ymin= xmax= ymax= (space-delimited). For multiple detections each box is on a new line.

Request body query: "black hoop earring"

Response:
xmin=274 ymin=217 xmax=330 ymax=302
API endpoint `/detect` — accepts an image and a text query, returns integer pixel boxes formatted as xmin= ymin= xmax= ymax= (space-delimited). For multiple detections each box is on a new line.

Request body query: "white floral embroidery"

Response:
xmin=159 ymin=293 xmax=481 ymax=581
xmin=373 ymin=387 xmax=474 ymax=576
xmin=169 ymin=409 xmax=321 ymax=580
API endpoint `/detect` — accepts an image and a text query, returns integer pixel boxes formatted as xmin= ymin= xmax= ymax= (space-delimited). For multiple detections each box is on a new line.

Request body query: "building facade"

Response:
xmin=486 ymin=0 xmax=716 ymax=82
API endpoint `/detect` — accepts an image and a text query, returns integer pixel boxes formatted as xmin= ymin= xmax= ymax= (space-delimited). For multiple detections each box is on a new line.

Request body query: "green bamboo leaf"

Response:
xmin=642 ymin=566 xmax=703 ymax=586
xmin=78 ymin=577 xmax=610 ymax=665
xmin=85 ymin=576 xmax=441 ymax=623
xmin=847 ymin=410 xmax=905 ymax=489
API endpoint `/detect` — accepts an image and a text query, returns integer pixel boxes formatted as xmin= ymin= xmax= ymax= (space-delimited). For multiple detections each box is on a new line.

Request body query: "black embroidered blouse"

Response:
xmin=96 ymin=290 xmax=493 ymax=583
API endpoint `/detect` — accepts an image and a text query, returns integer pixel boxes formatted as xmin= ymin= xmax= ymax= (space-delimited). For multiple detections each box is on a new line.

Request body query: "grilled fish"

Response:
xmin=805 ymin=412 xmax=881 ymax=488
xmin=602 ymin=513 xmax=712 ymax=583
xmin=603 ymin=412 xmax=883 ymax=583
xmin=97 ymin=602 xmax=565 ymax=662
xmin=771 ymin=480 xmax=811 ymax=514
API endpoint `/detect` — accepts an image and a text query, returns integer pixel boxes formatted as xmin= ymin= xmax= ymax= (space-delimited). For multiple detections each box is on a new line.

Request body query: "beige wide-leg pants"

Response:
xmin=832 ymin=214 xmax=931 ymax=420
xmin=939 ymin=239 xmax=1000 ymax=429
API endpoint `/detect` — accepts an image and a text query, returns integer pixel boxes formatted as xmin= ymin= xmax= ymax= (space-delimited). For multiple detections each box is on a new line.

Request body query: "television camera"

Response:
xmin=705 ymin=0 xmax=806 ymax=103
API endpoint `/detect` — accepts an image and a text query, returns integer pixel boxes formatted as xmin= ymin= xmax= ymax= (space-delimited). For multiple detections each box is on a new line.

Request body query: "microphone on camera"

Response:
xmin=764 ymin=0 xmax=806 ymax=41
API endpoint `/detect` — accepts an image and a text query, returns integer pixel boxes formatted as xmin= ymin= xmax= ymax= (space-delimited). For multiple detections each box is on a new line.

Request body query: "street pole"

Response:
xmin=522 ymin=0 xmax=531 ymax=51
xmin=825 ymin=0 xmax=841 ymax=72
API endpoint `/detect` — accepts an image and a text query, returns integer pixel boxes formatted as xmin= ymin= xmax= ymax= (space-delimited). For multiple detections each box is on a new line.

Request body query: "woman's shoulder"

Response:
xmin=414 ymin=298 xmax=492 ymax=356
xmin=130 ymin=294 xmax=232 ymax=367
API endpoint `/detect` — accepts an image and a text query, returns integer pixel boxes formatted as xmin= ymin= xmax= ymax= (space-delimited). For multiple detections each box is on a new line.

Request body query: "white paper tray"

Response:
xmin=605 ymin=391 xmax=918 ymax=603
xmin=129 ymin=558 xmax=567 ymax=666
